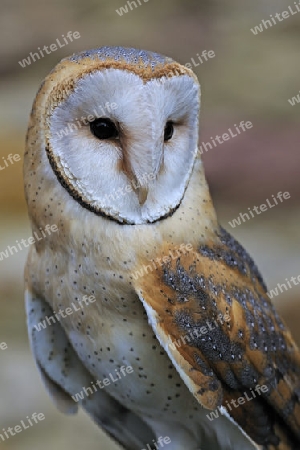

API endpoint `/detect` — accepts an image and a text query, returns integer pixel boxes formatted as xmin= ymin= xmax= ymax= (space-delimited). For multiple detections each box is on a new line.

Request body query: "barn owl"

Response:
xmin=24 ymin=46 xmax=300 ymax=450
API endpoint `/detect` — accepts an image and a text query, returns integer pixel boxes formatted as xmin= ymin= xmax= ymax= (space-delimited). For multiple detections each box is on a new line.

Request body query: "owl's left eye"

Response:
xmin=164 ymin=121 xmax=174 ymax=141
xmin=90 ymin=118 xmax=119 ymax=140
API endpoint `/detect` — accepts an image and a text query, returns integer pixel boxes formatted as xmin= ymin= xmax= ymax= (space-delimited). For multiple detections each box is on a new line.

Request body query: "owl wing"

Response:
xmin=25 ymin=288 xmax=155 ymax=450
xmin=133 ymin=227 xmax=300 ymax=449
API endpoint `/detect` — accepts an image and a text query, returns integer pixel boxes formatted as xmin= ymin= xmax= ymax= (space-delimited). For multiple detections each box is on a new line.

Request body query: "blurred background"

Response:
xmin=0 ymin=0 xmax=299 ymax=449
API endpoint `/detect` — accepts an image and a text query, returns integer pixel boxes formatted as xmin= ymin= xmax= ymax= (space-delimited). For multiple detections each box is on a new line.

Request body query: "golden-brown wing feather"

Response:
xmin=133 ymin=227 xmax=300 ymax=449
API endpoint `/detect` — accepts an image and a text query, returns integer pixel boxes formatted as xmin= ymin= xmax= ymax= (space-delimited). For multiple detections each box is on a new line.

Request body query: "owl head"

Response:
xmin=25 ymin=47 xmax=201 ymax=225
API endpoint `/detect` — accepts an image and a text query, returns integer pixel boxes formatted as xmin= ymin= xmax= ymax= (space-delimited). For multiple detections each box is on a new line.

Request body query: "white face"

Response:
xmin=49 ymin=69 xmax=200 ymax=224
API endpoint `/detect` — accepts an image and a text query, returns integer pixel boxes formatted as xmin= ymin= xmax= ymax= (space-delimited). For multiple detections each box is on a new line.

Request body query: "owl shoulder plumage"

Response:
xmin=133 ymin=227 xmax=300 ymax=449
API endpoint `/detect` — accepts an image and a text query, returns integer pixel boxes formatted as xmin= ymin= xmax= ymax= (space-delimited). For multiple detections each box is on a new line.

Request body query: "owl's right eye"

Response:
xmin=90 ymin=118 xmax=119 ymax=140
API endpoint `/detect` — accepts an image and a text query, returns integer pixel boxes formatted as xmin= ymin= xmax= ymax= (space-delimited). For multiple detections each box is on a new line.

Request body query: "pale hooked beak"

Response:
xmin=130 ymin=175 xmax=149 ymax=206
xmin=137 ymin=186 xmax=148 ymax=205
xmin=127 ymin=143 xmax=164 ymax=206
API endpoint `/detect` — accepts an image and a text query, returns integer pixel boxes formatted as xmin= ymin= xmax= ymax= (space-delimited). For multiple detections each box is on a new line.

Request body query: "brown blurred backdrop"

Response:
xmin=0 ymin=0 xmax=299 ymax=449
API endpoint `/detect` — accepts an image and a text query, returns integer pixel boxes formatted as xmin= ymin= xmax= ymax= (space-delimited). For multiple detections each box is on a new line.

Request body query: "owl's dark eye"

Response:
xmin=164 ymin=121 xmax=174 ymax=141
xmin=90 ymin=118 xmax=119 ymax=140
